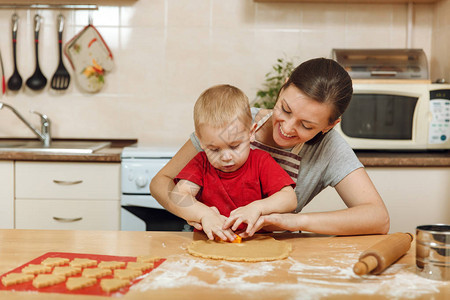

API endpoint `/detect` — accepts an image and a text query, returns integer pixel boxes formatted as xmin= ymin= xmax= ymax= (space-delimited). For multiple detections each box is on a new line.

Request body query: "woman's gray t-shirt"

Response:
xmin=190 ymin=107 xmax=363 ymax=212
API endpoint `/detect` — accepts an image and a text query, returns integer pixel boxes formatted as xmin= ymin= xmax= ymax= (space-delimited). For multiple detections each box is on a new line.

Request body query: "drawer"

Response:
xmin=15 ymin=162 xmax=120 ymax=200
xmin=15 ymin=199 xmax=120 ymax=230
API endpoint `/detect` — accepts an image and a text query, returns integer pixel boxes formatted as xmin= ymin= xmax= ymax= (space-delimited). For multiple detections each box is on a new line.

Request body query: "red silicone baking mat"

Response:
xmin=0 ymin=252 xmax=165 ymax=297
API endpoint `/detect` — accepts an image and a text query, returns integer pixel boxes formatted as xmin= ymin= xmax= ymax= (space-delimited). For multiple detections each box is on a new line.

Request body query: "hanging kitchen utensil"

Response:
xmin=0 ymin=49 xmax=6 ymax=96
xmin=64 ymin=22 xmax=114 ymax=93
xmin=26 ymin=14 xmax=47 ymax=91
xmin=50 ymin=14 xmax=70 ymax=90
xmin=7 ymin=13 xmax=22 ymax=91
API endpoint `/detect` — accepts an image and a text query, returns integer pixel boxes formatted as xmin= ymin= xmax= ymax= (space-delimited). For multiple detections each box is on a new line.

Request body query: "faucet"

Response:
xmin=0 ymin=102 xmax=51 ymax=147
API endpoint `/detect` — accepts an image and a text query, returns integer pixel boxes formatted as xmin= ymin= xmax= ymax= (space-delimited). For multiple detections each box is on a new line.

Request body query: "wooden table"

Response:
xmin=0 ymin=230 xmax=448 ymax=299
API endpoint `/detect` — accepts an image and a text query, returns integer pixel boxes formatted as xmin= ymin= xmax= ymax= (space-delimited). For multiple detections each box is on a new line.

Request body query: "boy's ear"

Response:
xmin=195 ymin=131 xmax=205 ymax=150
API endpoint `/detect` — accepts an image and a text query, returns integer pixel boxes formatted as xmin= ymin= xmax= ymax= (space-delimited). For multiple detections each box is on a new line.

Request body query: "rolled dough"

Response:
xmin=187 ymin=236 xmax=292 ymax=262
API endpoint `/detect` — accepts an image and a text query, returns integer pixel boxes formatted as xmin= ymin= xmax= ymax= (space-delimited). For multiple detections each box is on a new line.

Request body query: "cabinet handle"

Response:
xmin=53 ymin=180 xmax=83 ymax=185
xmin=53 ymin=216 xmax=82 ymax=223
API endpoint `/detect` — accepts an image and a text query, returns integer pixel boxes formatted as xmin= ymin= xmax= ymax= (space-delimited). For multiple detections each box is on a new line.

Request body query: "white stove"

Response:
xmin=120 ymin=146 xmax=191 ymax=231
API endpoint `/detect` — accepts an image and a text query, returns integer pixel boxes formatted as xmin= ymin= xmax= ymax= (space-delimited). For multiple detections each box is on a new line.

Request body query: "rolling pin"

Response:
xmin=353 ymin=232 xmax=413 ymax=276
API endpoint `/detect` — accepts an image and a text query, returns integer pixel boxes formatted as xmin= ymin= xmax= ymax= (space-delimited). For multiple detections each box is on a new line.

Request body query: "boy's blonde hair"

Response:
xmin=194 ymin=84 xmax=252 ymax=137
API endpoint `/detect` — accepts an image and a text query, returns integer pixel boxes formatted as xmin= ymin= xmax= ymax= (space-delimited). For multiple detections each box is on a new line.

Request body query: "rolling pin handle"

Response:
xmin=353 ymin=255 xmax=378 ymax=275
xmin=353 ymin=232 xmax=413 ymax=276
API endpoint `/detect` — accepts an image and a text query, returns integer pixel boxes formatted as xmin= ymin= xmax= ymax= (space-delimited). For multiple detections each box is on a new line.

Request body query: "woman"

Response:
xmin=150 ymin=58 xmax=390 ymax=236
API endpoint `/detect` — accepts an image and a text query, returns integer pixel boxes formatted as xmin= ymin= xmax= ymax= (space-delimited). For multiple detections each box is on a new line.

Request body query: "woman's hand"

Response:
xmin=200 ymin=208 xmax=236 ymax=242
xmin=242 ymin=213 xmax=302 ymax=236
xmin=223 ymin=202 xmax=263 ymax=235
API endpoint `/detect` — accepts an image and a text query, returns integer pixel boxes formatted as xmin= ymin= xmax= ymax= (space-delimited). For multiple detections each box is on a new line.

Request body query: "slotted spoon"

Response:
xmin=51 ymin=14 xmax=70 ymax=90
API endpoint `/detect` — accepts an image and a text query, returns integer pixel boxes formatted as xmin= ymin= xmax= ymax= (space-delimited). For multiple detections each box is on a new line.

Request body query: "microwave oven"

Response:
xmin=334 ymin=83 xmax=450 ymax=150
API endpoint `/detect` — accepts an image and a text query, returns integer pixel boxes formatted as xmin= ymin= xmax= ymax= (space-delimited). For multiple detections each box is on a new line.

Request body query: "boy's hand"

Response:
xmin=200 ymin=208 xmax=236 ymax=242
xmin=187 ymin=206 xmax=221 ymax=231
xmin=223 ymin=201 xmax=263 ymax=235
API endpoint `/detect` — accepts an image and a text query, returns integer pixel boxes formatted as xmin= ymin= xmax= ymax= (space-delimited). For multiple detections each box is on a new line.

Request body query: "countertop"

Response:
xmin=0 ymin=138 xmax=448 ymax=166
xmin=355 ymin=150 xmax=450 ymax=167
xmin=0 ymin=139 xmax=137 ymax=163
xmin=0 ymin=230 xmax=448 ymax=299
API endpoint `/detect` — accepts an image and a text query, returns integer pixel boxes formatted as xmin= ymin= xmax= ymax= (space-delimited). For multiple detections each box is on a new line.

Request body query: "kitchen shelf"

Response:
xmin=0 ymin=4 xmax=97 ymax=10
xmin=254 ymin=0 xmax=440 ymax=3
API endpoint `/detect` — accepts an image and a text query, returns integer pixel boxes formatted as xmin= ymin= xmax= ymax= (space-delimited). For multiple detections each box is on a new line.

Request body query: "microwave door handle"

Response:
xmin=370 ymin=71 xmax=398 ymax=77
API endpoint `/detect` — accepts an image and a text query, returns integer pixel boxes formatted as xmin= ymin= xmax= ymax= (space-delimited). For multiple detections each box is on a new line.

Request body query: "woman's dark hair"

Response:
xmin=280 ymin=57 xmax=353 ymax=144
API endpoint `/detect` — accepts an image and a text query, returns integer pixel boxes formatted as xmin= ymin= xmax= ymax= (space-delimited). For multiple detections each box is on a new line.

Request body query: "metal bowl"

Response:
xmin=416 ymin=224 xmax=450 ymax=281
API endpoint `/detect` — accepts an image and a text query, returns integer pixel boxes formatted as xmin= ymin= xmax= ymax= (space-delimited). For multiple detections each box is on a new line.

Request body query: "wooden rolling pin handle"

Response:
xmin=353 ymin=232 xmax=413 ymax=276
xmin=353 ymin=255 xmax=378 ymax=275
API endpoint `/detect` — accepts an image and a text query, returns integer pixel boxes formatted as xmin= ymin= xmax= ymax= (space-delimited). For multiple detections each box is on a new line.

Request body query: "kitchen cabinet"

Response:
xmin=0 ymin=161 xmax=14 ymax=229
xmin=302 ymin=167 xmax=450 ymax=234
xmin=15 ymin=161 xmax=120 ymax=231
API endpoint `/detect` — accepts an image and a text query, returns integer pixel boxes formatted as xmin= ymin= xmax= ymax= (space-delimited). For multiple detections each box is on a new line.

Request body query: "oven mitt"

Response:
xmin=64 ymin=25 xmax=114 ymax=93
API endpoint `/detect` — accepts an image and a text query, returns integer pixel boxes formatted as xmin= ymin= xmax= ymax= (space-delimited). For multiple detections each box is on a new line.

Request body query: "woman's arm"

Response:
xmin=251 ymin=168 xmax=390 ymax=235
xmin=149 ymin=139 xmax=199 ymax=210
xmin=223 ymin=186 xmax=297 ymax=233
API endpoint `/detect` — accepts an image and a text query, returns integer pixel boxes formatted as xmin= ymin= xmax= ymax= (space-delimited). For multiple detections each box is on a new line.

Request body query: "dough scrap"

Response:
xmin=66 ymin=277 xmax=97 ymax=291
xmin=187 ymin=235 xmax=292 ymax=262
xmin=98 ymin=261 xmax=126 ymax=270
xmin=41 ymin=257 xmax=70 ymax=267
xmin=82 ymin=267 xmax=112 ymax=279
xmin=136 ymin=255 xmax=161 ymax=263
xmin=126 ymin=261 xmax=153 ymax=271
xmin=22 ymin=264 xmax=51 ymax=275
xmin=53 ymin=266 xmax=81 ymax=277
xmin=114 ymin=269 xmax=142 ymax=280
xmin=70 ymin=258 xmax=97 ymax=268
xmin=32 ymin=274 xmax=65 ymax=288
xmin=100 ymin=278 xmax=129 ymax=292
xmin=1 ymin=273 xmax=34 ymax=287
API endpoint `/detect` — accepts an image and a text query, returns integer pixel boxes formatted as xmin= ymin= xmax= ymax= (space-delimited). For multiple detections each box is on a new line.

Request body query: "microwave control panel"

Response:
xmin=429 ymin=89 xmax=450 ymax=144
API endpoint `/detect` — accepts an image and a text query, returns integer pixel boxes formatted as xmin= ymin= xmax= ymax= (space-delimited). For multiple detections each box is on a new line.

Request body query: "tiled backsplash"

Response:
xmin=0 ymin=0 xmax=446 ymax=146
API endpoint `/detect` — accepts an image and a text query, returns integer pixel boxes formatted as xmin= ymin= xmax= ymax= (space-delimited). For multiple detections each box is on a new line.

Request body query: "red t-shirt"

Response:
xmin=175 ymin=149 xmax=296 ymax=219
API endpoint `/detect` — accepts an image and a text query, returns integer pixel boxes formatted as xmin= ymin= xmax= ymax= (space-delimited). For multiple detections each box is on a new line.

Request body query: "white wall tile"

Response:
xmin=0 ymin=0 xmax=441 ymax=146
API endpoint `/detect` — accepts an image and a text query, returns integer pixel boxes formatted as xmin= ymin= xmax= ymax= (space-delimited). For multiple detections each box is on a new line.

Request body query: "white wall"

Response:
xmin=0 ymin=0 xmax=436 ymax=146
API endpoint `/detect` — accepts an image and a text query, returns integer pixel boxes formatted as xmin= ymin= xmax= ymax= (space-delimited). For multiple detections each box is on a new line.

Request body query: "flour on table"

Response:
xmin=133 ymin=254 xmax=447 ymax=299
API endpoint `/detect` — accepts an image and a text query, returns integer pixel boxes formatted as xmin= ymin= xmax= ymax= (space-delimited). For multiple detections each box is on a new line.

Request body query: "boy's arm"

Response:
xmin=150 ymin=139 xmax=199 ymax=210
xmin=169 ymin=179 xmax=236 ymax=241
xmin=223 ymin=185 xmax=297 ymax=234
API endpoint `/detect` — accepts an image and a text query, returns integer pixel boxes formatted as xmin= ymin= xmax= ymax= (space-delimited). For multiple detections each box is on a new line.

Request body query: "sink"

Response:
xmin=0 ymin=141 xmax=111 ymax=154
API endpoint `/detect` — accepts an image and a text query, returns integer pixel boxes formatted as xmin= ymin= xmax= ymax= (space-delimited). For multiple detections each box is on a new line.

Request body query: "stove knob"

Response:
xmin=135 ymin=176 xmax=148 ymax=188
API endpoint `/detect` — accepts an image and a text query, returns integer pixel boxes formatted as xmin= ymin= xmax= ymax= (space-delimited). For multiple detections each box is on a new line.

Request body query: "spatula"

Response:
xmin=51 ymin=14 xmax=70 ymax=90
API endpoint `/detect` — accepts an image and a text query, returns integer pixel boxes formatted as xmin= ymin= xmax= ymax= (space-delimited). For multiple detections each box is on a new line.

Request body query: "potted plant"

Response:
xmin=252 ymin=57 xmax=295 ymax=109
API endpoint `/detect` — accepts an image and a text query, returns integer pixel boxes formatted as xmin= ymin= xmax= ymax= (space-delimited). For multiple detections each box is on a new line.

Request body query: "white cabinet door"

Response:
xmin=367 ymin=167 xmax=450 ymax=233
xmin=302 ymin=167 xmax=450 ymax=233
xmin=16 ymin=199 xmax=119 ymax=230
xmin=0 ymin=161 xmax=14 ymax=229
xmin=15 ymin=161 xmax=120 ymax=200
xmin=15 ymin=161 xmax=121 ymax=230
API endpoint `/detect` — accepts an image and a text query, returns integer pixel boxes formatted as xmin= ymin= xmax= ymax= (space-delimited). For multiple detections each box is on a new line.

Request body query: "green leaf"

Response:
xmin=253 ymin=56 xmax=295 ymax=108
